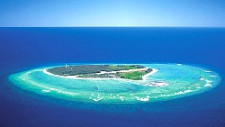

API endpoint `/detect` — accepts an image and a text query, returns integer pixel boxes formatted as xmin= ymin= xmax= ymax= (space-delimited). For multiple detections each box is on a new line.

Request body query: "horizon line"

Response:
xmin=1 ymin=26 xmax=225 ymax=28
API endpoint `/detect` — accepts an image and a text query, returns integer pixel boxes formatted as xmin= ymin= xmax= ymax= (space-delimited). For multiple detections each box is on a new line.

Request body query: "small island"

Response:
xmin=46 ymin=65 xmax=152 ymax=80
xmin=10 ymin=64 xmax=220 ymax=103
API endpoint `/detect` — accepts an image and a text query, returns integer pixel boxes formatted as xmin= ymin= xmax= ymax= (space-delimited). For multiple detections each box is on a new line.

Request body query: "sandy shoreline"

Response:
xmin=142 ymin=69 xmax=158 ymax=81
xmin=43 ymin=68 xmax=158 ymax=81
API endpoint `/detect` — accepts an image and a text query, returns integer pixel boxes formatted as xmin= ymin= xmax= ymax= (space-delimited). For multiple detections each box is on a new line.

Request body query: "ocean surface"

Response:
xmin=0 ymin=27 xmax=225 ymax=127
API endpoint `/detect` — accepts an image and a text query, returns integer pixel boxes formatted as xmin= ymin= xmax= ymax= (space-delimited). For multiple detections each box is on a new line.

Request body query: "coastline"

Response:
xmin=142 ymin=69 xmax=158 ymax=81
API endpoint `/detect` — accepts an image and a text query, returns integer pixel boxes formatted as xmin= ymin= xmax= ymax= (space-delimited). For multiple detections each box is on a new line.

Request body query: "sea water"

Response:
xmin=0 ymin=27 xmax=225 ymax=127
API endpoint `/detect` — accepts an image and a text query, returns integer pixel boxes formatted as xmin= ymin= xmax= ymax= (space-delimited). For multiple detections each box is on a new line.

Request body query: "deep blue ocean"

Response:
xmin=0 ymin=27 xmax=225 ymax=127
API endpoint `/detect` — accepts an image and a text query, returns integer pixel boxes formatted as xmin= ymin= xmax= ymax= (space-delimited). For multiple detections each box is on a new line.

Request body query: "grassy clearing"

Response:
xmin=118 ymin=71 xmax=148 ymax=80
xmin=108 ymin=65 xmax=138 ymax=70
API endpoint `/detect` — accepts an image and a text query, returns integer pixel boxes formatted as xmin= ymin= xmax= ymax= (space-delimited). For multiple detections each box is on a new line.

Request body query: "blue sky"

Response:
xmin=0 ymin=0 xmax=224 ymax=27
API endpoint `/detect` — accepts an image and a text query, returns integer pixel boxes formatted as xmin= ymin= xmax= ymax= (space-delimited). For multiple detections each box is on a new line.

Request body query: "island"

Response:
xmin=46 ymin=65 xmax=152 ymax=80
xmin=10 ymin=64 xmax=220 ymax=103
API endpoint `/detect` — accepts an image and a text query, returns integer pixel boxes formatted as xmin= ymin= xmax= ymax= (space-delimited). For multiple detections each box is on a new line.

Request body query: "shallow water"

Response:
xmin=9 ymin=64 xmax=220 ymax=104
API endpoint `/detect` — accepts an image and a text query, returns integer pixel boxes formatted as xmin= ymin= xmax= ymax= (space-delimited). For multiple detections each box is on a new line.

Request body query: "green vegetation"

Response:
xmin=47 ymin=65 xmax=144 ymax=76
xmin=47 ymin=65 xmax=152 ymax=80
xmin=118 ymin=71 xmax=148 ymax=80
xmin=108 ymin=65 xmax=140 ymax=70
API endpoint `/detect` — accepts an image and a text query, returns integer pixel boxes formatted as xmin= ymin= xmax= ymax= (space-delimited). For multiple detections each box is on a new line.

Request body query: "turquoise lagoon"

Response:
xmin=9 ymin=64 xmax=220 ymax=104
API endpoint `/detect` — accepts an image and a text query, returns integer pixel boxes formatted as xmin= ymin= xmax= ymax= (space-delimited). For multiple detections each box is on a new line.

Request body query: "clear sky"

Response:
xmin=0 ymin=0 xmax=225 ymax=27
